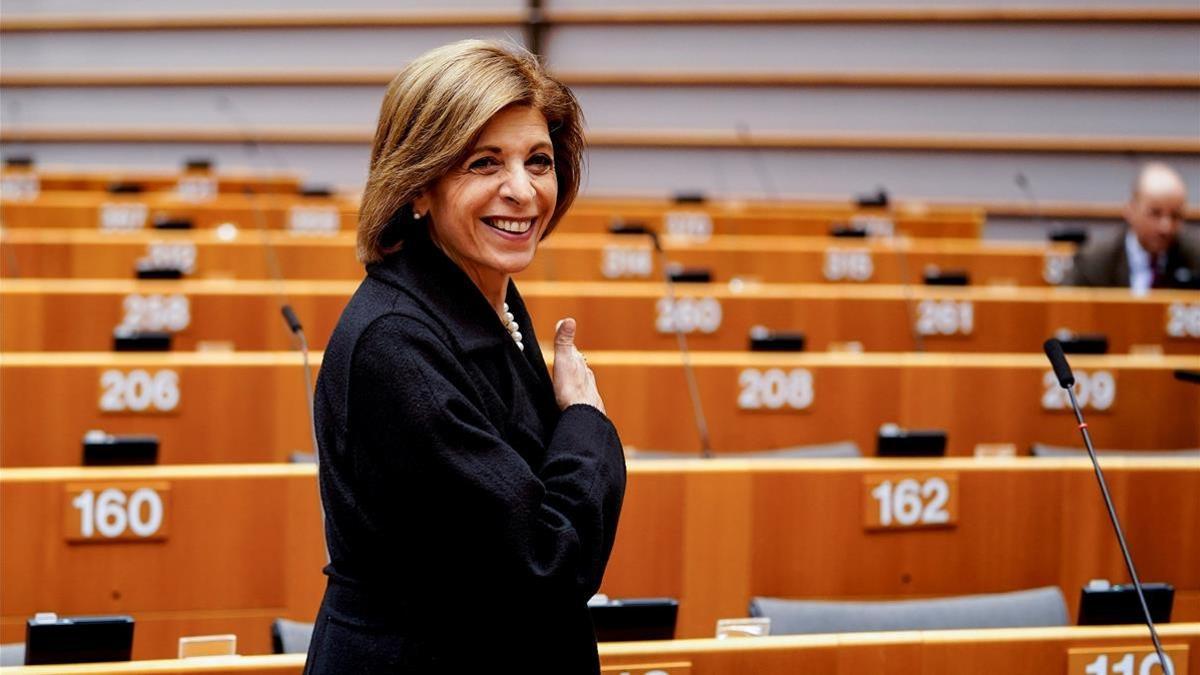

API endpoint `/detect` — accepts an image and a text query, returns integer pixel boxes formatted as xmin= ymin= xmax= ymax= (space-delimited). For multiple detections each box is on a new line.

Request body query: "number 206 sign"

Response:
xmin=63 ymin=483 xmax=170 ymax=543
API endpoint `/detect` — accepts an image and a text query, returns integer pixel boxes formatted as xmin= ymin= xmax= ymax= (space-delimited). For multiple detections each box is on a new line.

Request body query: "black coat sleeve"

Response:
xmin=347 ymin=314 xmax=625 ymax=604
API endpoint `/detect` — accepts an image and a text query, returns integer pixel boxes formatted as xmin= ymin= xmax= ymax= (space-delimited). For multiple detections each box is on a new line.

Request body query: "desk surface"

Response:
xmin=2 ymin=624 xmax=1197 ymax=674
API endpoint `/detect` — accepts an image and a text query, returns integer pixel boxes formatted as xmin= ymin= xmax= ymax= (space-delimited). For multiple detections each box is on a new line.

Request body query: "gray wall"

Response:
xmin=2 ymin=1 xmax=1198 ymax=239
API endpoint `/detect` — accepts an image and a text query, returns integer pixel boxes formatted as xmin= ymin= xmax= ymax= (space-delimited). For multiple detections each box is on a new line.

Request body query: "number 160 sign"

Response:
xmin=63 ymin=483 xmax=170 ymax=543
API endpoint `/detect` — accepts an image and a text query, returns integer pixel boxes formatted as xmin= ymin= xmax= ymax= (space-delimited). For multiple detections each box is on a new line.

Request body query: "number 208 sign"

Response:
xmin=862 ymin=473 xmax=958 ymax=531
xmin=63 ymin=483 xmax=170 ymax=543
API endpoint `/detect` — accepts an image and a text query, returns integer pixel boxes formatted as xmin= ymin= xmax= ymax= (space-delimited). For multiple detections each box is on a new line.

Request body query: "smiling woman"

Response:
xmin=306 ymin=41 xmax=625 ymax=674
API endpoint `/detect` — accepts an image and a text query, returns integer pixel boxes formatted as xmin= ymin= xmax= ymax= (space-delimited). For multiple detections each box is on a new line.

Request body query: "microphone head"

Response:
xmin=1043 ymin=338 xmax=1076 ymax=388
xmin=281 ymin=305 xmax=303 ymax=334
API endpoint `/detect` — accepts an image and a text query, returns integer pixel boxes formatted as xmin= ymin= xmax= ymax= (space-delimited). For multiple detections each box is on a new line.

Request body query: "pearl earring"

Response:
xmin=413 ymin=211 xmax=422 ymax=220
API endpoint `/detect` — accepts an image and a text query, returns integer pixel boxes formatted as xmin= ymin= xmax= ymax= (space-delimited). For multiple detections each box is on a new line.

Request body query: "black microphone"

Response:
xmin=281 ymin=304 xmax=303 ymax=335
xmin=1042 ymin=339 xmax=1173 ymax=674
xmin=610 ymin=224 xmax=713 ymax=458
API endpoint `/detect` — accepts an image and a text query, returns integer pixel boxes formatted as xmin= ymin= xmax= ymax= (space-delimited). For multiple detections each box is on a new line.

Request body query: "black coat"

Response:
xmin=304 ymin=229 xmax=626 ymax=674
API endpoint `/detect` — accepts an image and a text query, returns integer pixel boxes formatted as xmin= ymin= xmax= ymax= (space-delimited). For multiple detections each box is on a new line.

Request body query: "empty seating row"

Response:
xmin=1 ymin=229 xmax=1076 ymax=286
xmin=2 ymin=351 xmax=1196 ymax=466
xmin=0 ymin=192 xmax=984 ymax=239
xmin=0 ymin=166 xmax=302 ymax=196
xmin=3 ymin=279 xmax=1198 ymax=354
xmin=2 ymin=460 xmax=1196 ymax=657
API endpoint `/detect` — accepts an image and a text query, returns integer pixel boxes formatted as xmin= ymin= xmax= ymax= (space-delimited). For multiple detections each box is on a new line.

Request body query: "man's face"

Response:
xmin=1126 ymin=187 xmax=1186 ymax=256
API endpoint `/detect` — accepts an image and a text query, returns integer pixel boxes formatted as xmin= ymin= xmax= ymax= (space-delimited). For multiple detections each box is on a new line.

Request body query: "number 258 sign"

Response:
xmin=63 ymin=483 xmax=170 ymax=543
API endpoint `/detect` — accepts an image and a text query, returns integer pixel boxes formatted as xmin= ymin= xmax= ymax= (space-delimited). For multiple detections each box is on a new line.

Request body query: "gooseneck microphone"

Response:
xmin=282 ymin=305 xmax=320 ymax=464
xmin=610 ymin=223 xmax=713 ymax=458
xmin=1042 ymin=339 xmax=1173 ymax=674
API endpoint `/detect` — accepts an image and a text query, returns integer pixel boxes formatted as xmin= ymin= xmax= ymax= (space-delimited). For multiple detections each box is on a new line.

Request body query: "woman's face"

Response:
xmin=419 ymin=105 xmax=558 ymax=288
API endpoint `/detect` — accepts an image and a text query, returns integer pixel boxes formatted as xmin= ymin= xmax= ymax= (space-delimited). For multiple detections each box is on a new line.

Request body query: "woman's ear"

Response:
xmin=412 ymin=190 xmax=432 ymax=220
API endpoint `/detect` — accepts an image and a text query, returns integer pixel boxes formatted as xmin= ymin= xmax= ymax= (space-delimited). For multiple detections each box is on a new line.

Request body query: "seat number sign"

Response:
xmin=64 ymin=483 xmax=170 ymax=543
xmin=863 ymin=473 xmax=958 ymax=531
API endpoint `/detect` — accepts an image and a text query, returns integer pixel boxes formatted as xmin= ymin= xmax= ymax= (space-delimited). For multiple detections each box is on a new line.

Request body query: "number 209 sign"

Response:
xmin=64 ymin=483 xmax=170 ymax=543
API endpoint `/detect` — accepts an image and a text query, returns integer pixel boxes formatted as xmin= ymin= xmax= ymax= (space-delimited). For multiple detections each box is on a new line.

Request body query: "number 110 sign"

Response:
xmin=862 ymin=473 xmax=958 ymax=531
xmin=63 ymin=483 xmax=170 ymax=543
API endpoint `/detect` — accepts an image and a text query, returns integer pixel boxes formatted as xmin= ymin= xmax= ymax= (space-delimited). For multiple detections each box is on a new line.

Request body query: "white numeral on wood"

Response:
xmin=1084 ymin=653 xmax=1175 ymax=675
xmin=1 ymin=174 xmax=40 ymax=200
xmin=823 ymin=249 xmax=874 ymax=282
xmin=72 ymin=488 xmax=164 ymax=539
xmin=144 ymin=242 xmax=197 ymax=274
xmin=120 ymin=293 xmax=190 ymax=332
xmin=1166 ymin=303 xmax=1200 ymax=338
xmin=737 ymin=368 xmax=814 ymax=410
xmin=1041 ymin=370 xmax=1116 ymax=411
xmin=99 ymin=369 xmax=180 ymax=412
xmin=871 ymin=478 xmax=951 ymax=527
xmin=99 ymin=203 xmax=148 ymax=231
xmin=656 ymin=297 xmax=722 ymax=334
xmin=664 ymin=211 xmax=713 ymax=240
xmin=176 ymin=176 xmax=217 ymax=202
xmin=1043 ymin=252 xmax=1074 ymax=285
xmin=288 ymin=206 xmax=340 ymax=234
xmin=916 ymin=299 xmax=974 ymax=336
xmin=601 ymin=245 xmax=653 ymax=279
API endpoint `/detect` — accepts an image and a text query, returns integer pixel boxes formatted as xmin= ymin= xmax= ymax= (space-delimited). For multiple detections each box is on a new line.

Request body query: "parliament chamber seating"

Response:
xmin=1 ymin=351 xmax=1196 ymax=466
xmin=2 ymin=161 xmax=1198 ymax=666
xmin=2 ymin=278 xmax=1199 ymax=354
xmin=2 ymin=228 xmax=1075 ymax=286
xmin=1 ymin=460 xmax=1197 ymax=659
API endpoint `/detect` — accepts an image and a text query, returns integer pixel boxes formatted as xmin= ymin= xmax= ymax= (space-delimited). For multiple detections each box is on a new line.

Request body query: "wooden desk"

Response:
xmin=1 ymin=229 xmax=1073 ymax=286
xmin=0 ymin=168 xmax=302 ymax=196
xmin=0 ymin=193 xmax=983 ymax=239
xmin=2 ymin=351 xmax=1196 ymax=466
xmin=2 ymin=279 xmax=1198 ymax=354
xmin=3 ymin=625 xmax=1199 ymax=674
xmin=2 ymin=460 xmax=1197 ymax=658
xmin=0 ymin=192 xmax=358 ymax=232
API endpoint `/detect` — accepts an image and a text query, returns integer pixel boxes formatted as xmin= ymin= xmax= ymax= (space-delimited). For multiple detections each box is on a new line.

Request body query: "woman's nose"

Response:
xmin=500 ymin=167 xmax=535 ymax=204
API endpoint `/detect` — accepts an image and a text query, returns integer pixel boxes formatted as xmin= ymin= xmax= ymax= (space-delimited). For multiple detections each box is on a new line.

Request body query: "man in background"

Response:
xmin=1064 ymin=162 xmax=1199 ymax=291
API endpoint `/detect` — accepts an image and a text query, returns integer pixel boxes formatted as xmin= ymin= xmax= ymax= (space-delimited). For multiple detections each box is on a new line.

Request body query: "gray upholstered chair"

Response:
xmin=749 ymin=586 xmax=1068 ymax=635
xmin=629 ymin=441 xmax=861 ymax=460
xmin=1031 ymin=443 xmax=1200 ymax=459
xmin=0 ymin=643 xmax=26 ymax=667
xmin=271 ymin=618 xmax=315 ymax=654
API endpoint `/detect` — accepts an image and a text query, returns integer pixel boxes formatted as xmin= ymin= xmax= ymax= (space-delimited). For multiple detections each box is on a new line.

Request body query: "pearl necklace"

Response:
xmin=501 ymin=302 xmax=524 ymax=351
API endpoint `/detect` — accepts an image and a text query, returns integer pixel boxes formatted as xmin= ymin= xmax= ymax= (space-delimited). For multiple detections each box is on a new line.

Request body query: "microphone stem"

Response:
xmin=656 ymin=246 xmax=713 ymax=458
xmin=1067 ymin=387 xmax=1172 ymax=674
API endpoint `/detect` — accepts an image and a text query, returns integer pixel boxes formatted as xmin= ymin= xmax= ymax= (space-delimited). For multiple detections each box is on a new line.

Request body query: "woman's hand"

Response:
xmin=552 ymin=317 xmax=605 ymax=414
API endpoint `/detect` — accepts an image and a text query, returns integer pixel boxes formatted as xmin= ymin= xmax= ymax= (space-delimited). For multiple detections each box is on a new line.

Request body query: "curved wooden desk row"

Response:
xmin=4 ymin=625 xmax=1200 ymax=675
xmin=1 ymin=229 xmax=1075 ymax=286
xmin=2 ymin=279 xmax=1198 ymax=354
xmin=0 ymin=460 xmax=1196 ymax=658
xmin=0 ymin=168 xmax=303 ymax=196
xmin=1 ymin=352 xmax=1196 ymax=466
xmin=0 ymin=192 xmax=984 ymax=239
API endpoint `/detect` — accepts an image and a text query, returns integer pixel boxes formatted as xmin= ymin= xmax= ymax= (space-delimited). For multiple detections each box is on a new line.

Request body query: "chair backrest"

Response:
xmin=749 ymin=586 xmax=1068 ymax=635
xmin=629 ymin=441 xmax=861 ymax=460
xmin=0 ymin=643 xmax=25 ymax=667
xmin=1030 ymin=444 xmax=1200 ymax=458
xmin=271 ymin=618 xmax=314 ymax=654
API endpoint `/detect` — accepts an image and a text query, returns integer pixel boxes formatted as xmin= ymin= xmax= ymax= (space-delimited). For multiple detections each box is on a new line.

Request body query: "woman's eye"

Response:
xmin=527 ymin=154 xmax=554 ymax=173
xmin=468 ymin=157 xmax=500 ymax=172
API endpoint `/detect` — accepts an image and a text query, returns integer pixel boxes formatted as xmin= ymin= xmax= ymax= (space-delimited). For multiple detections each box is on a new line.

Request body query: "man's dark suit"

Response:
xmin=1063 ymin=224 xmax=1200 ymax=289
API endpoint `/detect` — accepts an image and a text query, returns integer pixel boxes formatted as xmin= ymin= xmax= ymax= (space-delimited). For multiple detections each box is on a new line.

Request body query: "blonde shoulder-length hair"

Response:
xmin=357 ymin=39 xmax=584 ymax=264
